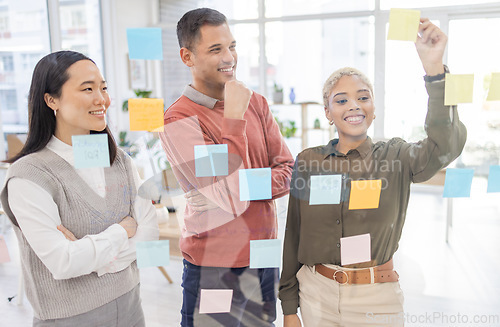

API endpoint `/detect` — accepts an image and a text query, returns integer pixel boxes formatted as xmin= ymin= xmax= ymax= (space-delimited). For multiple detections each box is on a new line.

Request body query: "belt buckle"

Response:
xmin=333 ymin=270 xmax=348 ymax=285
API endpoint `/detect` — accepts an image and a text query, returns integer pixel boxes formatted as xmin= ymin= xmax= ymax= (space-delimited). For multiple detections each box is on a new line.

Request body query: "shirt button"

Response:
xmin=336 ymin=219 xmax=340 ymax=224
xmin=337 ymin=243 xmax=340 ymax=248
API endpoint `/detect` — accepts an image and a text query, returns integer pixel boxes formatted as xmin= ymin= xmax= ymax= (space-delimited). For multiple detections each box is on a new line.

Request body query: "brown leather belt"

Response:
xmin=314 ymin=259 xmax=399 ymax=285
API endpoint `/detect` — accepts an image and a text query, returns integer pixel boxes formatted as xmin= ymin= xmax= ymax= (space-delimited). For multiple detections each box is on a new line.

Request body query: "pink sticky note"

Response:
xmin=199 ymin=289 xmax=233 ymax=314
xmin=340 ymin=233 xmax=371 ymax=266
xmin=0 ymin=235 xmax=11 ymax=263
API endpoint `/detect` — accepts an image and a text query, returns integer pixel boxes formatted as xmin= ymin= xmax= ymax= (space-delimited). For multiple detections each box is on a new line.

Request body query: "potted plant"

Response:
xmin=273 ymin=82 xmax=284 ymax=104
xmin=122 ymin=89 xmax=153 ymax=112
xmin=314 ymin=118 xmax=321 ymax=129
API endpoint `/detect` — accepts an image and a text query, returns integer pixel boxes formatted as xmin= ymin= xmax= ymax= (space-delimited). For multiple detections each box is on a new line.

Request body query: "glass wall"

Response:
xmin=59 ymin=0 xmax=104 ymax=69
xmin=0 ymin=0 xmax=50 ymax=134
xmin=0 ymin=0 xmax=104 ymax=158
xmin=447 ymin=17 xmax=500 ymax=175
xmin=265 ymin=0 xmax=373 ymax=17
xmin=266 ymin=17 xmax=373 ymax=104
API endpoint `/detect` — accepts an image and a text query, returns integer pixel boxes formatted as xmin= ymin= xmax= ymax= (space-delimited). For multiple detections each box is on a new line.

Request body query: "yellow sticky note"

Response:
xmin=487 ymin=72 xmax=500 ymax=101
xmin=348 ymin=180 xmax=382 ymax=210
xmin=387 ymin=8 xmax=420 ymax=42
xmin=129 ymin=98 xmax=164 ymax=132
xmin=444 ymin=74 xmax=474 ymax=106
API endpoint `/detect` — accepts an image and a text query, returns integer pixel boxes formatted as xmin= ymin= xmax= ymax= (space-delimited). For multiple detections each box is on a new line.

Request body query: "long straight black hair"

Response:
xmin=7 ymin=50 xmax=117 ymax=164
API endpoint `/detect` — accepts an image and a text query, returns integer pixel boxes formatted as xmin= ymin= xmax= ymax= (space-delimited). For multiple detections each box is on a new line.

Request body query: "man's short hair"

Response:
xmin=177 ymin=8 xmax=227 ymax=51
xmin=322 ymin=67 xmax=374 ymax=108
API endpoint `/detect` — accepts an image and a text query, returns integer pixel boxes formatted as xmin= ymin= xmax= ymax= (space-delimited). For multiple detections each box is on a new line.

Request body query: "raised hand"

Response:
xmin=415 ymin=17 xmax=448 ymax=76
xmin=224 ymin=80 xmax=253 ymax=120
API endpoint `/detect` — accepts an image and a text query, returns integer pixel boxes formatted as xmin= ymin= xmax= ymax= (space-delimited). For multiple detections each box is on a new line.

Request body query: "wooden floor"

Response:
xmin=1 ymin=177 xmax=500 ymax=326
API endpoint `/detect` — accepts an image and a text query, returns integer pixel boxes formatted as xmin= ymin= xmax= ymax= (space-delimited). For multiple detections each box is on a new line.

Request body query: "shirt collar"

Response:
xmin=46 ymin=135 xmax=74 ymax=166
xmin=182 ymin=85 xmax=218 ymax=109
xmin=323 ymin=136 xmax=373 ymax=159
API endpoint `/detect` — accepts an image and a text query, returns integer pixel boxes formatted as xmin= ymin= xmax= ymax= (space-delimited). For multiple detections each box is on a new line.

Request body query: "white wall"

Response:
xmin=102 ymin=0 xmax=161 ymax=142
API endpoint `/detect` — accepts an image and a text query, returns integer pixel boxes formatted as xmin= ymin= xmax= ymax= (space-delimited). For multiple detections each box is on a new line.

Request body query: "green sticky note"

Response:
xmin=239 ymin=168 xmax=272 ymax=201
xmin=72 ymin=134 xmax=110 ymax=169
xmin=250 ymin=239 xmax=282 ymax=268
xmin=444 ymin=74 xmax=474 ymax=106
xmin=487 ymin=73 xmax=500 ymax=101
xmin=136 ymin=240 xmax=170 ymax=268
xmin=387 ymin=8 xmax=421 ymax=42
xmin=309 ymin=175 xmax=342 ymax=205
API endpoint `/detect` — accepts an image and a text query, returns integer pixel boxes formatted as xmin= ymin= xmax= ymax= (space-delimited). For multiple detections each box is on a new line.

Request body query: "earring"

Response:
xmin=373 ymin=114 xmax=376 ymax=120
xmin=329 ymin=120 xmax=334 ymax=125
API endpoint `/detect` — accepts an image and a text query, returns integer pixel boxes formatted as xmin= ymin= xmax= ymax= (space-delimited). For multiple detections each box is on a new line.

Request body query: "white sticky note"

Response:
xmin=199 ymin=289 xmax=233 ymax=314
xmin=340 ymin=233 xmax=371 ymax=266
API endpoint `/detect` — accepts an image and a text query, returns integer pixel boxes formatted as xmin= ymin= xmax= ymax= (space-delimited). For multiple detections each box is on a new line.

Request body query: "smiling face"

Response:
xmin=325 ymin=75 xmax=375 ymax=145
xmin=45 ymin=59 xmax=110 ymax=144
xmin=181 ymin=23 xmax=237 ymax=100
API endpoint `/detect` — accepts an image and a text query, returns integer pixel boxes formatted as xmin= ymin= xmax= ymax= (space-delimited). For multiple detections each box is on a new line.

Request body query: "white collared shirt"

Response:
xmin=8 ymin=136 xmax=159 ymax=279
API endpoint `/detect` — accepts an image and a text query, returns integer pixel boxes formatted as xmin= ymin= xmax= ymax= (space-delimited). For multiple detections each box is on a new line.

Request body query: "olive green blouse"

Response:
xmin=279 ymin=79 xmax=467 ymax=315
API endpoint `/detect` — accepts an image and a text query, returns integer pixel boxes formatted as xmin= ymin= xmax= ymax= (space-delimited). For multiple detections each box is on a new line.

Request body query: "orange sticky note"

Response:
xmin=129 ymin=98 xmax=164 ymax=132
xmin=348 ymin=179 xmax=382 ymax=210
xmin=387 ymin=8 xmax=421 ymax=42
xmin=0 ymin=235 xmax=11 ymax=263
xmin=444 ymin=74 xmax=474 ymax=106
xmin=487 ymin=72 xmax=500 ymax=101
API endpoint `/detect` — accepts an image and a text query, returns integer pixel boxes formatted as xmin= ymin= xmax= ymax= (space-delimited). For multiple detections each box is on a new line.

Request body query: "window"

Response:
xmin=59 ymin=0 xmax=104 ymax=69
xmin=266 ymin=17 xmax=373 ymax=104
xmin=0 ymin=53 xmax=13 ymax=71
xmin=0 ymin=89 xmax=16 ymax=110
xmin=381 ymin=0 xmax=500 ymax=10
xmin=448 ymin=17 xmax=500 ymax=175
xmin=198 ymin=0 xmax=258 ymax=20
xmin=0 ymin=1 xmax=49 ymax=134
xmin=0 ymin=0 xmax=105 ymax=155
xmin=265 ymin=0 xmax=373 ymax=17
xmin=0 ymin=11 xmax=9 ymax=34
xmin=383 ymin=21 xmax=441 ymax=142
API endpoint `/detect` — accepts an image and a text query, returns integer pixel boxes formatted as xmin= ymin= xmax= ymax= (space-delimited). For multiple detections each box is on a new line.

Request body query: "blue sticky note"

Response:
xmin=127 ymin=28 xmax=163 ymax=60
xmin=487 ymin=165 xmax=500 ymax=193
xmin=194 ymin=144 xmax=229 ymax=177
xmin=72 ymin=134 xmax=110 ymax=169
xmin=249 ymin=239 xmax=281 ymax=268
xmin=443 ymin=168 xmax=474 ymax=198
xmin=309 ymin=175 xmax=342 ymax=205
xmin=239 ymin=168 xmax=272 ymax=201
xmin=136 ymin=240 xmax=170 ymax=268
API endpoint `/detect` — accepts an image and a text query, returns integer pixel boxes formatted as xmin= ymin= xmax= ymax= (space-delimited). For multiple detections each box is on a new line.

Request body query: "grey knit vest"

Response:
xmin=0 ymin=147 xmax=140 ymax=320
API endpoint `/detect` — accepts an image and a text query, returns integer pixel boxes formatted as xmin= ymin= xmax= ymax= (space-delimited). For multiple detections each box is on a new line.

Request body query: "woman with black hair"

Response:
xmin=0 ymin=51 xmax=158 ymax=326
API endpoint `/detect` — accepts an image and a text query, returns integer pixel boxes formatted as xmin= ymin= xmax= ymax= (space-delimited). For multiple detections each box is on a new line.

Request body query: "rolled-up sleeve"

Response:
xmin=400 ymin=80 xmax=467 ymax=183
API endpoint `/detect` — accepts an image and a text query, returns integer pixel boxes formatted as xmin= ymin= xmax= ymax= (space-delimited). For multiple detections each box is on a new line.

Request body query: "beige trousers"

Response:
xmin=297 ymin=265 xmax=404 ymax=327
